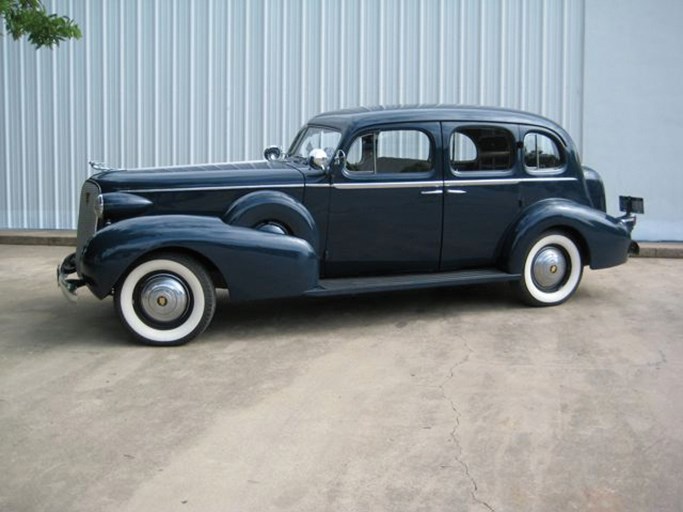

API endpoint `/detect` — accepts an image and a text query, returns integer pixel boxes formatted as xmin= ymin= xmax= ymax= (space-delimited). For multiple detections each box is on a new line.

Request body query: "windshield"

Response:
xmin=287 ymin=126 xmax=341 ymax=163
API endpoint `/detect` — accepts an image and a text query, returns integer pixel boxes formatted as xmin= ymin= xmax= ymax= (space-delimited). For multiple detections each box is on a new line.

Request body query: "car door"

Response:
xmin=440 ymin=122 xmax=522 ymax=270
xmin=324 ymin=122 xmax=443 ymax=277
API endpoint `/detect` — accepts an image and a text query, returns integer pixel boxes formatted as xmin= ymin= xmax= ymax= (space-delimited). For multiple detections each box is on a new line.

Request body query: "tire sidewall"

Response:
xmin=116 ymin=257 xmax=212 ymax=345
xmin=522 ymin=232 xmax=583 ymax=305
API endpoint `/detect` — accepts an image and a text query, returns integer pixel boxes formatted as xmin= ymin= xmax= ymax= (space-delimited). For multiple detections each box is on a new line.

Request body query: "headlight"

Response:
xmin=94 ymin=194 xmax=104 ymax=218
xmin=93 ymin=192 xmax=152 ymax=220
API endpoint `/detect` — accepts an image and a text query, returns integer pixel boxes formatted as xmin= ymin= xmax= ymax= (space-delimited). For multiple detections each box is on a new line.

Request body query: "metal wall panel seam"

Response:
xmin=478 ymin=0 xmax=485 ymax=105
xmin=51 ymin=33 xmax=59 ymax=228
xmin=500 ymin=0 xmax=507 ymax=106
xmin=36 ymin=49 xmax=44 ymax=227
xmin=189 ymin=0 xmax=195 ymax=163
xmin=225 ymin=2 xmax=234 ymax=160
xmin=118 ymin=0 xmax=124 ymax=166
xmin=458 ymin=0 xmax=466 ymax=104
xmin=262 ymin=0 xmax=269 ymax=149
xmin=418 ymin=0 xmax=424 ymax=102
xmin=578 ymin=0 xmax=586 ymax=151
xmin=437 ymin=0 xmax=444 ymax=103
xmin=378 ymin=0 xmax=386 ymax=105
xmin=136 ymin=0 xmax=142 ymax=167
xmin=19 ymin=41 xmax=27 ymax=227
xmin=243 ymin=2 xmax=250 ymax=159
xmin=541 ymin=0 xmax=548 ymax=114
xmin=101 ymin=0 xmax=108 ymax=165
xmin=2 ymin=36 xmax=11 ymax=227
xmin=520 ymin=0 xmax=527 ymax=110
xmin=359 ymin=0 xmax=366 ymax=105
xmin=171 ymin=0 xmax=177 ymax=164
xmin=84 ymin=0 xmax=91 ymax=199
xmin=280 ymin=1 xmax=287 ymax=148
xmin=153 ymin=0 xmax=160 ymax=166
xmin=67 ymin=0 xmax=74 ymax=226
xmin=561 ymin=0 xmax=569 ymax=129
xmin=340 ymin=3 xmax=346 ymax=106
xmin=398 ymin=0 xmax=404 ymax=104
xmin=321 ymin=0 xmax=327 ymax=112
xmin=207 ymin=0 xmax=214 ymax=162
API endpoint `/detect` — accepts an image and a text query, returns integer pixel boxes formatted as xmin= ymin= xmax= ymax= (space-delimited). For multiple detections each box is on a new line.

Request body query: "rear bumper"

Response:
xmin=619 ymin=213 xmax=637 ymax=233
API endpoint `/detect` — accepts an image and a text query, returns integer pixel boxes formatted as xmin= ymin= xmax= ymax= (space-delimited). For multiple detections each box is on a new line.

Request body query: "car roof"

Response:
xmin=308 ymin=104 xmax=571 ymax=144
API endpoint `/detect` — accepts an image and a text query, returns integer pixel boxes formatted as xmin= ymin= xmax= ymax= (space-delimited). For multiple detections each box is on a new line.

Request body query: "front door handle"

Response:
xmin=420 ymin=189 xmax=444 ymax=195
xmin=447 ymin=189 xmax=467 ymax=194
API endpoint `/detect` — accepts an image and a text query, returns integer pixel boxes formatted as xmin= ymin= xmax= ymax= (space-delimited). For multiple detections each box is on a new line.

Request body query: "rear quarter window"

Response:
xmin=523 ymin=132 xmax=565 ymax=174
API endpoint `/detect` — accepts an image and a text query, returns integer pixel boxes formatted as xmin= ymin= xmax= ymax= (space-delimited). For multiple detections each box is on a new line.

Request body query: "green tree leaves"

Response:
xmin=1 ymin=0 xmax=81 ymax=48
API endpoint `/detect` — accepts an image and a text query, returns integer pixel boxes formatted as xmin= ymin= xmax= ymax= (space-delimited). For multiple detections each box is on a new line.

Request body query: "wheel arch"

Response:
xmin=223 ymin=190 xmax=320 ymax=253
xmin=114 ymin=246 xmax=228 ymax=293
xmin=543 ymin=225 xmax=591 ymax=267
xmin=500 ymin=199 xmax=627 ymax=274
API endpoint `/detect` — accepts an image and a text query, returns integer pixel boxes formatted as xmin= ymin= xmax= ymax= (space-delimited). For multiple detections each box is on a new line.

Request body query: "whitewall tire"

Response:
xmin=515 ymin=231 xmax=583 ymax=307
xmin=114 ymin=253 xmax=216 ymax=346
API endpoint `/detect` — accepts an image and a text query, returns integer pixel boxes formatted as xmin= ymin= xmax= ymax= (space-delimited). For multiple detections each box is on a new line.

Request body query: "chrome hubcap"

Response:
xmin=139 ymin=274 xmax=189 ymax=323
xmin=532 ymin=246 xmax=568 ymax=290
xmin=258 ymin=222 xmax=287 ymax=235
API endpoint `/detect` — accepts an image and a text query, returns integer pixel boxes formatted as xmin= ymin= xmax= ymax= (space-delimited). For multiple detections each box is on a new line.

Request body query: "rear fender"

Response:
xmin=502 ymin=199 xmax=632 ymax=273
xmin=80 ymin=215 xmax=318 ymax=301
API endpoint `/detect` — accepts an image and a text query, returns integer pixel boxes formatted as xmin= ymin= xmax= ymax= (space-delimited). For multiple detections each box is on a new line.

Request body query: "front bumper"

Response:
xmin=57 ymin=253 xmax=85 ymax=303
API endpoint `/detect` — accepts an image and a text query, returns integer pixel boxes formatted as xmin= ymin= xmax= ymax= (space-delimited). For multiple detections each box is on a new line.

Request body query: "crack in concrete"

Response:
xmin=646 ymin=349 xmax=667 ymax=370
xmin=439 ymin=342 xmax=496 ymax=512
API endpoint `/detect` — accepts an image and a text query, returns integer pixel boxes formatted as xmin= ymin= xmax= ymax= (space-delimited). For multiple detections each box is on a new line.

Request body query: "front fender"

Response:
xmin=503 ymin=199 xmax=633 ymax=273
xmin=81 ymin=215 xmax=318 ymax=301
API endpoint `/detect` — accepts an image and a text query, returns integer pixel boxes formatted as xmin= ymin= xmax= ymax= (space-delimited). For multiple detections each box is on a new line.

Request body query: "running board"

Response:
xmin=305 ymin=269 xmax=520 ymax=297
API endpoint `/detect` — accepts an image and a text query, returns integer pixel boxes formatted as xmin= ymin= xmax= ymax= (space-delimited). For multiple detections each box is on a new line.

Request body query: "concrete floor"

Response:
xmin=0 ymin=245 xmax=681 ymax=512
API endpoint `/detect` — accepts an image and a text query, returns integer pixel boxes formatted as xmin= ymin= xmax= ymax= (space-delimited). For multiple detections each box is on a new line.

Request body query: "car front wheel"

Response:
xmin=114 ymin=253 xmax=216 ymax=346
xmin=514 ymin=231 xmax=583 ymax=307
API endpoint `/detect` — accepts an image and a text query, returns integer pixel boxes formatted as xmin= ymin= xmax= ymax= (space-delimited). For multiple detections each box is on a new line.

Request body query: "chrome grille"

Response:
xmin=75 ymin=180 xmax=101 ymax=275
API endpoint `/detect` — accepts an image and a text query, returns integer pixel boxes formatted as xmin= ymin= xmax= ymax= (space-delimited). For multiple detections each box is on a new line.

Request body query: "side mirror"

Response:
xmin=333 ymin=149 xmax=346 ymax=168
xmin=264 ymin=146 xmax=283 ymax=161
xmin=308 ymin=148 xmax=329 ymax=171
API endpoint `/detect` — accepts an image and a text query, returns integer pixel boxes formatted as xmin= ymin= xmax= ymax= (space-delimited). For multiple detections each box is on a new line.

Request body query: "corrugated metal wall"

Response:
xmin=0 ymin=0 xmax=585 ymax=229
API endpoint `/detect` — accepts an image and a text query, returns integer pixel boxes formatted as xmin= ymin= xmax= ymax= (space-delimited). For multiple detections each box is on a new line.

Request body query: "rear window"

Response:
xmin=449 ymin=127 xmax=516 ymax=172
xmin=523 ymin=132 xmax=565 ymax=173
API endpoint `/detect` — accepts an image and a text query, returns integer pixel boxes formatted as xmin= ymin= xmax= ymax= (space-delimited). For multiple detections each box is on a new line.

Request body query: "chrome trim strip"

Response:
xmin=124 ymin=183 xmax=304 ymax=194
xmin=333 ymin=181 xmax=440 ymax=190
xmin=444 ymin=177 xmax=577 ymax=187
xmin=128 ymin=176 xmax=577 ymax=194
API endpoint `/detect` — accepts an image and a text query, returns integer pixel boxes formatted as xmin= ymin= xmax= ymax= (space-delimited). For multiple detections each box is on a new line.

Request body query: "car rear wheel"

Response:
xmin=514 ymin=231 xmax=583 ymax=306
xmin=114 ymin=253 xmax=216 ymax=346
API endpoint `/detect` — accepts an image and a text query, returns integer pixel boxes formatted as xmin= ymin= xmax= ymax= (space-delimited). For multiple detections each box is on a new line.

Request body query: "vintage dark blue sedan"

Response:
xmin=57 ymin=105 xmax=642 ymax=345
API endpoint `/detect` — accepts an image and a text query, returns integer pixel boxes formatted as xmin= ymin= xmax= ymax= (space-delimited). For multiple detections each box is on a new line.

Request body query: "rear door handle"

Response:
xmin=447 ymin=189 xmax=467 ymax=194
xmin=420 ymin=189 xmax=443 ymax=195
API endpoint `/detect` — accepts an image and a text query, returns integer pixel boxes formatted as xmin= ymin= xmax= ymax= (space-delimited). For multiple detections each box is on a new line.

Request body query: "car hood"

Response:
xmin=91 ymin=160 xmax=305 ymax=193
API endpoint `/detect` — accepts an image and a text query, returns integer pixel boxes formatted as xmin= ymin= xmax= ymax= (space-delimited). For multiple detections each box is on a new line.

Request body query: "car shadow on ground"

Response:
xmin=27 ymin=282 xmax=521 ymax=349
xmin=204 ymin=282 xmax=521 ymax=344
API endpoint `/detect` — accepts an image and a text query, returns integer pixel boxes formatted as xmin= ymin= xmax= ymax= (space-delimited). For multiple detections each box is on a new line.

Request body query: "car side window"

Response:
xmin=346 ymin=129 xmax=432 ymax=175
xmin=523 ymin=132 xmax=564 ymax=173
xmin=449 ymin=127 xmax=516 ymax=172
